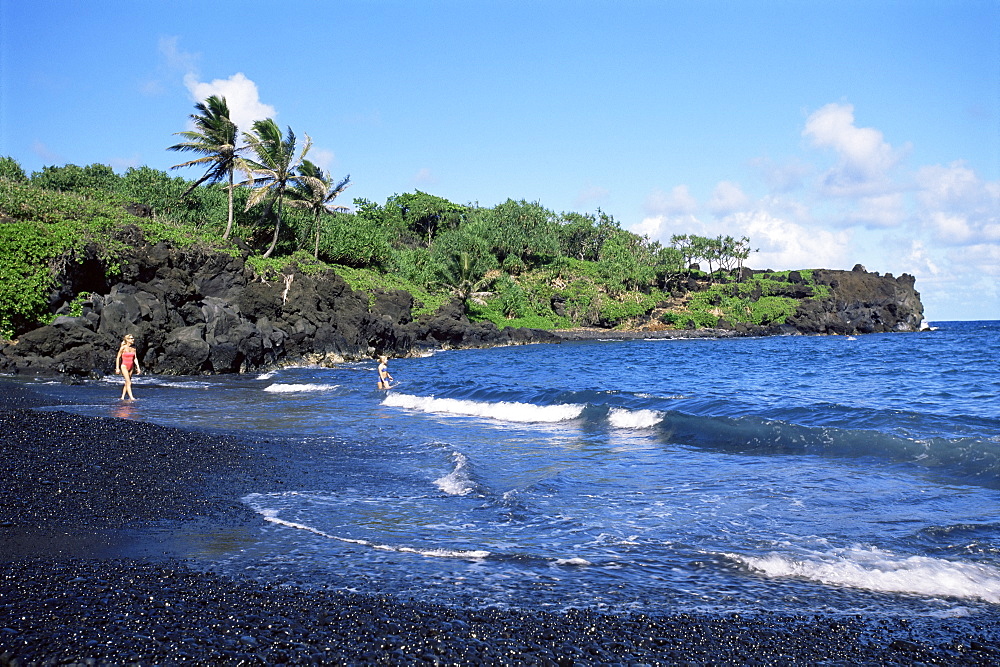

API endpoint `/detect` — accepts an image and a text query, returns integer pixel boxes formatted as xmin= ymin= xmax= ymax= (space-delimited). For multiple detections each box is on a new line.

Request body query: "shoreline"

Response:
xmin=551 ymin=326 xmax=747 ymax=341
xmin=1 ymin=379 xmax=997 ymax=664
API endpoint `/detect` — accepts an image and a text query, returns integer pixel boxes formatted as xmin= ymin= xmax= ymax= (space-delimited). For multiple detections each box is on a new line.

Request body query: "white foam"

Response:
xmin=101 ymin=375 xmax=159 ymax=385
xmin=434 ymin=452 xmax=477 ymax=496
xmin=734 ymin=546 xmax=1000 ymax=604
xmin=608 ymin=407 xmax=663 ymax=429
xmin=383 ymin=393 xmax=584 ymax=423
xmin=264 ymin=383 xmax=339 ymax=393
xmin=246 ymin=500 xmax=489 ymax=560
xmin=554 ymin=557 xmax=593 ymax=566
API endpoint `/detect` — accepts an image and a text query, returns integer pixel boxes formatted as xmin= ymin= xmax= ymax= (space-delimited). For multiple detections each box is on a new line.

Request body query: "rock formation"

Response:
xmin=0 ymin=234 xmax=556 ymax=377
xmin=784 ymin=266 xmax=924 ymax=335
xmin=0 ymin=237 xmax=925 ymax=377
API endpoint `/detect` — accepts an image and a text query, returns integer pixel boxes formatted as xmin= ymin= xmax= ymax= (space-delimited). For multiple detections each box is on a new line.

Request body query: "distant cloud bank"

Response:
xmin=631 ymin=101 xmax=999 ymax=319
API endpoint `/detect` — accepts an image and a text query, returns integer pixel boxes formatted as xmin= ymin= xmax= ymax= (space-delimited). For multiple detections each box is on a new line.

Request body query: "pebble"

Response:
xmin=1 ymin=382 xmax=998 ymax=665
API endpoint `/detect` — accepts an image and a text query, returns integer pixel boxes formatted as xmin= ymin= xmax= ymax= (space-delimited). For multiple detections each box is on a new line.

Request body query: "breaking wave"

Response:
xmin=382 ymin=393 xmax=584 ymax=423
xmin=732 ymin=546 xmax=1000 ymax=604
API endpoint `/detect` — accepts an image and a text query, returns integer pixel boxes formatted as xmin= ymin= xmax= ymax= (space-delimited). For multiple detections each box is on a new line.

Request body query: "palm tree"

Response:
xmin=168 ymin=95 xmax=242 ymax=239
xmin=241 ymin=119 xmax=311 ymax=258
xmin=286 ymin=160 xmax=351 ymax=259
xmin=436 ymin=251 xmax=492 ymax=312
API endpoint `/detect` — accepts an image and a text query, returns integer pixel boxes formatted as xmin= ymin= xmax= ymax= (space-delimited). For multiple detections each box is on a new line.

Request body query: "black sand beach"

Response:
xmin=2 ymin=380 xmax=998 ymax=665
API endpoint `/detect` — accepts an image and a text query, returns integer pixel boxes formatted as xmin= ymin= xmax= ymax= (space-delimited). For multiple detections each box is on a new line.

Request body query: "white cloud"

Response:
xmin=915 ymin=161 xmax=1000 ymax=245
xmin=725 ymin=210 xmax=851 ymax=270
xmin=184 ymin=72 xmax=276 ymax=133
xmin=159 ymin=36 xmax=198 ymax=75
xmin=904 ymin=239 xmax=940 ymax=276
xmin=109 ymin=154 xmax=142 ymax=171
xmin=633 ymin=102 xmax=999 ymax=319
xmin=708 ymin=181 xmax=750 ymax=216
xmin=159 ymin=37 xmax=276 ymax=132
xmin=803 ymin=102 xmax=906 ymax=197
xmin=966 ymin=244 xmax=1000 ymax=278
xmin=847 ymin=193 xmax=907 ymax=229
xmin=574 ymin=184 xmax=610 ymax=208
xmin=308 ymin=148 xmax=336 ymax=172
xmin=749 ymin=156 xmax=812 ymax=193
xmin=630 ymin=213 xmax=705 ymax=241
xmin=644 ymin=185 xmax=698 ymax=217
xmin=31 ymin=140 xmax=61 ymax=164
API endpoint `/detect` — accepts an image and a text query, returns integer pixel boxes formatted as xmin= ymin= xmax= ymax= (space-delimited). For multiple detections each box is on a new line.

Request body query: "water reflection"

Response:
xmin=111 ymin=401 xmax=137 ymax=420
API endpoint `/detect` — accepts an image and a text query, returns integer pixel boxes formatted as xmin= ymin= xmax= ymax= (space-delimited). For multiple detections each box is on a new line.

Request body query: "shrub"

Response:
xmin=0 ymin=156 xmax=28 ymax=183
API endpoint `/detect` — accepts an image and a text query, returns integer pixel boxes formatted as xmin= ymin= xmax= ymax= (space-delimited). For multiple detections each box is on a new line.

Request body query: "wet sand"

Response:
xmin=1 ymin=380 xmax=997 ymax=665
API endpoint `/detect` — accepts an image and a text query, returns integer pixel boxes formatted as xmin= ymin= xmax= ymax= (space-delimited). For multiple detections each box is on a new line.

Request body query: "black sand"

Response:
xmin=1 ymin=381 xmax=997 ymax=665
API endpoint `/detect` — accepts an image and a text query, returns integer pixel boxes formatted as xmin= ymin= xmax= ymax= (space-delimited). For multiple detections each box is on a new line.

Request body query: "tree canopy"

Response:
xmin=0 ymin=96 xmax=767 ymax=337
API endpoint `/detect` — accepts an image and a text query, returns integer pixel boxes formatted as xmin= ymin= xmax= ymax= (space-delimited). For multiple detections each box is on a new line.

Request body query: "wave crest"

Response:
xmin=609 ymin=407 xmax=663 ymax=429
xmin=732 ymin=546 xmax=1000 ymax=604
xmin=383 ymin=393 xmax=584 ymax=423
xmin=434 ymin=452 xmax=478 ymax=496
xmin=264 ymin=383 xmax=340 ymax=393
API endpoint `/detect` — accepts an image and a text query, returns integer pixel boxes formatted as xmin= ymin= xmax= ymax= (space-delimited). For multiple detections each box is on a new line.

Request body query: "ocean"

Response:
xmin=19 ymin=320 xmax=1000 ymax=621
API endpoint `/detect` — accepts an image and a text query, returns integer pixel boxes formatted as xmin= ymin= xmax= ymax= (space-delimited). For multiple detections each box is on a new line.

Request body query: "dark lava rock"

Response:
xmin=0 ymin=235 xmax=557 ymax=377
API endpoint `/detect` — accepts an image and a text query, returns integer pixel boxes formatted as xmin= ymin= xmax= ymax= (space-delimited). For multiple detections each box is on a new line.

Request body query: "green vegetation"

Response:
xmin=0 ymin=95 xmax=833 ymax=341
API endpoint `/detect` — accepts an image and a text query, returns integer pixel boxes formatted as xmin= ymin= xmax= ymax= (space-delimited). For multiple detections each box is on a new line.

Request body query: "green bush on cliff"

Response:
xmin=4 ymin=149 xmax=845 ymax=339
xmin=0 ymin=177 xmax=241 ymax=337
xmin=666 ymin=273 xmax=826 ymax=327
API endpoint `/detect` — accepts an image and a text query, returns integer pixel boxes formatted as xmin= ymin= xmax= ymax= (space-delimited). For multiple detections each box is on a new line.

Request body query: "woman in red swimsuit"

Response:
xmin=115 ymin=334 xmax=141 ymax=400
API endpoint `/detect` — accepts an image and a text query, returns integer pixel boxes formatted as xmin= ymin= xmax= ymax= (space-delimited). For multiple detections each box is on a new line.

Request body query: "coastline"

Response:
xmin=551 ymin=326 xmax=747 ymax=341
xmin=1 ymin=379 xmax=997 ymax=665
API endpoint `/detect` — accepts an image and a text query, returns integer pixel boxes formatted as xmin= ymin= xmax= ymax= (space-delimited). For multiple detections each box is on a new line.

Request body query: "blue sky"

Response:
xmin=2 ymin=1 xmax=998 ymax=321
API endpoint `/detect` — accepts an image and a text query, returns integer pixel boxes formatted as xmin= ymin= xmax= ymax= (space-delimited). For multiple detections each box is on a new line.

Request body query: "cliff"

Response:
xmin=0 ymin=236 xmax=556 ymax=377
xmin=720 ymin=265 xmax=925 ymax=336
xmin=0 ymin=242 xmax=925 ymax=378
xmin=785 ymin=266 xmax=924 ymax=334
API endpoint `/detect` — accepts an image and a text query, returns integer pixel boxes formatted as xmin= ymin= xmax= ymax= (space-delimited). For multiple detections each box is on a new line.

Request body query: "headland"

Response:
xmin=0 ymin=236 xmax=925 ymax=378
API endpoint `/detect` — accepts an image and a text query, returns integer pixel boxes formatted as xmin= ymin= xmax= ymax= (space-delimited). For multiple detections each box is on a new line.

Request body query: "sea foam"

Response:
xmin=383 ymin=393 xmax=584 ymax=423
xmin=434 ymin=452 xmax=478 ymax=496
xmin=244 ymin=496 xmax=490 ymax=560
xmin=264 ymin=383 xmax=340 ymax=393
xmin=608 ymin=407 xmax=664 ymax=429
xmin=733 ymin=546 xmax=1000 ymax=604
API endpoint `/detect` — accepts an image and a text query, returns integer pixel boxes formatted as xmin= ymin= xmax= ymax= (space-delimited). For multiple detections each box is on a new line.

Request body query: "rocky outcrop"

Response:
xmin=0 ymin=236 xmax=925 ymax=377
xmin=784 ymin=266 xmax=924 ymax=335
xmin=0 ymin=234 xmax=557 ymax=377
xmin=697 ymin=266 xmax=924 ymax=337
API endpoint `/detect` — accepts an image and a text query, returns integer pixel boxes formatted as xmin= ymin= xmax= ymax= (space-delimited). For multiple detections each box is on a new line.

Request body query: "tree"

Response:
xmin=286 ymin=160 xmax=351 ymax=259
xmin=652 ymin=245 xmax=686 ymax=288
xmin=598 ymin=229 xmax=656 ymax=294
xmin=168 ymin=95 xmax=243 ymax=239
xmin=716 ymin=235 xmax=754 ymax=276
xmin=468 ymin=199 xmax=559 ymax=271
xmin=695 ymin=235 xmax=723 ymax=279
xmin=670 ymin=234 xmax=697 ymax=275
xmin=386 ymin=191 xmax=466 ymax=247
xmin=558 ymin=209 xmax=620 ymax=261
xmin=241 ymin=119 xmax=312 ymax=258
xmin=30 ymin=163 xmax=120 ymax=194
xmin=0 ymin=156 xmax=27 ymax=183
xmin=434 ymin=250 xmax=494 ymax=311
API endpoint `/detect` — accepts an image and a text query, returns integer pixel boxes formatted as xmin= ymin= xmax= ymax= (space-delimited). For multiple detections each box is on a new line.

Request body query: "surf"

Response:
xmin=731 ymin=546 xmax=1000 ymax=604
xmin=383 ymin=393 xmax=585 ymax=423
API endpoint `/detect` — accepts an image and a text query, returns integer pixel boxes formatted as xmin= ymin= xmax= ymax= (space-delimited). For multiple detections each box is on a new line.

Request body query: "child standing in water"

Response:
xmin=115 ymin=334 xmax=141 ymax=400
xmin=377 ymin=355 xmax=394 ymax=390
